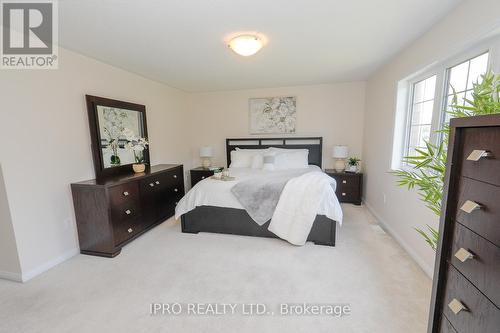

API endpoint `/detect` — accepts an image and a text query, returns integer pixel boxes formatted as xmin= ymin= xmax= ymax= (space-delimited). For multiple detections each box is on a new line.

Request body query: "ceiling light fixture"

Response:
xmin=228 ymin=34 xmax=263 ymax=57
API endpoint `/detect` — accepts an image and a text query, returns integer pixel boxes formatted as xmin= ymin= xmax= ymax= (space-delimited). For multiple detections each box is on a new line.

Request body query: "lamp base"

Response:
xmin=334 ymin=159 xmax=345 ymax=173
xmin=202 ymin=158 xmax=212 ymax=169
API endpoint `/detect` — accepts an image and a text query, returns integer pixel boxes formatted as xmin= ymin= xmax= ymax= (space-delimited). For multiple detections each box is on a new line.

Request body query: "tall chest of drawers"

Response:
xmin=71 ymin=164 xmax=184 ymax=257
xmin=428 ymin=115 xmax=500 ymax=333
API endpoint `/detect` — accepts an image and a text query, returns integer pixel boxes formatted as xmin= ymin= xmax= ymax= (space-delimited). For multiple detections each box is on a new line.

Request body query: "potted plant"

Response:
xmin=346 ymin=157 xmax=361 ymax=173
xmin=394 ymin=71 xmax=499 ymax=250
xmin=123 ymin=128 xmax=149 ymax=173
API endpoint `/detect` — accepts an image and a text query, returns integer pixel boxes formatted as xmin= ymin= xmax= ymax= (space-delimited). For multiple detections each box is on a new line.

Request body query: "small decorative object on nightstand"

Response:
xmin=332 ymin=145 xmax=348 ymax=172
xmin=190 ymin=166 xmax=222 ymax=187
xmin=346 ymin=157 xmax=361 ymax=173
xmin=325 ymin=170 xmax=362 ymax=205
xmin=200 ymin=146 xmax=213 ymax=168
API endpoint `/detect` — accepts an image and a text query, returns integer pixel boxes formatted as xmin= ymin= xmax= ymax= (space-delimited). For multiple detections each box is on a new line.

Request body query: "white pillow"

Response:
xmin=230 ymin=150 xmax=253 ymax=168
xmin=230 ymin=148 xmax=270 ymax=168
xmin=251 ymin=154 xmax=264 ymax=169
xmin=274 ymin=150 xmax=309 ymax=169
xmin=262 ymin=153 xmax=276 ymax=171
xmin=269 ymin=147 xmax=309 ymax=154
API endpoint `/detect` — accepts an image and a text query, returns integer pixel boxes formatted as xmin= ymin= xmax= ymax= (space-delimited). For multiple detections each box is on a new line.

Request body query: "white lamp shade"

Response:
xmin=199 ymin=146 xmax=213 ymax=157
xmin=332 ymin=145 xmax=349 ymax=158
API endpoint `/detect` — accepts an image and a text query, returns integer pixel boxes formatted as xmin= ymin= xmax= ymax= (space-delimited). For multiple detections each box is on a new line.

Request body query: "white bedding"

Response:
xmin=175 ymin=166 xmax=343 ymax=228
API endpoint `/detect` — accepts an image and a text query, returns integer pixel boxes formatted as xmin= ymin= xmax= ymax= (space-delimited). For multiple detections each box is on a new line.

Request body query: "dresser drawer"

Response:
xmin=110 ymin=201 xmax=141 ymax=223
xmin=456 ymin=177 xmax=500 ymax=247
xmin=450 ymin=222 xmax=500 ymax=306
xmin=460 ymin=127 xmax=500 ymax=186
xmin=113 ymin=218 xmax=143 ymax=246
xmin=336 ymin=188 xmax=359 ymax=202
xmin=162 ymin=167 xmax=184 ymax=187
xmin=108 ymin=182 xmax=139 ymax=206
xmin=439 ymin=316 xmax=457 ymax=333
xmin=442 ymin=265 xmax=500 ymax=333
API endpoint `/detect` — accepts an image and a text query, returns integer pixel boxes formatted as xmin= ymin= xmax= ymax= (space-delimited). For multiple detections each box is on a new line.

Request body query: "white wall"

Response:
xmin=188 ymin=82 xmax=366 ymax=170
xmin=0 ymin=47 xmax=190 ymax=281
xmin=0 ymin=164 xmax=22 ymax=281
xmin=362 ymin=0 xmax=500 ymax=277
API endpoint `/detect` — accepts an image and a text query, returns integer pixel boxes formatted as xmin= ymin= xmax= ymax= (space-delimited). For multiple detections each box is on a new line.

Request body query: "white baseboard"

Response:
xmin=0 ymin=270 xmax=23 ymax=282
xmin=364 ymin=201 xmax=434 ymax=278
xmin=21 ymin=247 xmax=79 ymax=282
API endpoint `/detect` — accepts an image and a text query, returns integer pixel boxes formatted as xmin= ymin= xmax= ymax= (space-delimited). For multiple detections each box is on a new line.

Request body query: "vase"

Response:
xmin=346 ymin=165 xmax=358 ymax=173
xmin=110 ymin=154 xmax=121 ymax=166
xmin=133 ymin=163 xmax=146 ymax=173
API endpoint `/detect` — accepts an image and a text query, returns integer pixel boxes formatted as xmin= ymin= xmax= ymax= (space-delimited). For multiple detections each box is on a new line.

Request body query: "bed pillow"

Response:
xmin=230 ymin=150 xmax=254 ymax=168
xmin=262 ymin=153 xmax=276 ymax=171
xmin=251 ymin=154 xmax=264 ymax=169
xmin=269 ymin=147 xmax=309 ymax=154
xmin=230 ymin=148 xmax=270 ymax=168
xmin=274 ymin=150 xmax=309 ymax=169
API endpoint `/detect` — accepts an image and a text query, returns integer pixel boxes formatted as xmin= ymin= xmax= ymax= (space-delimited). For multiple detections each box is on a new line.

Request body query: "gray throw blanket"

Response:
xmin=230 ymin=170 xmax=310 ymax=225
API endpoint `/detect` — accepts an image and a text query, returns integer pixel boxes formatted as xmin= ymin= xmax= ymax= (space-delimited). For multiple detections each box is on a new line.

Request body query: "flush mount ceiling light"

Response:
xmin=228 ymin=34 xmax=264 ymax=56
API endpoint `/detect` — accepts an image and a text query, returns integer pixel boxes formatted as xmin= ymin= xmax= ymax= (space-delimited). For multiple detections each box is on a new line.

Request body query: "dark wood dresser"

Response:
xmin=428 ymin=114 xmax=500 ymax=333
xmin=71 ymin=164 xmax=184 ymax=257
xmin=324 ymin=170 xmax=363 ymax=205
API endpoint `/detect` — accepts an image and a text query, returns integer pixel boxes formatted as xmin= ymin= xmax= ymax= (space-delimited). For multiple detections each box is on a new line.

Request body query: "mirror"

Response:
xmin=86 ymin=95 xmax=150 ymax=178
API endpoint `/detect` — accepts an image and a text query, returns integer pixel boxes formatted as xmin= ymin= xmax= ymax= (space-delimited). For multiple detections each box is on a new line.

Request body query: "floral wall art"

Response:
xmin=249 ymin=96 xmax=296 ymax=134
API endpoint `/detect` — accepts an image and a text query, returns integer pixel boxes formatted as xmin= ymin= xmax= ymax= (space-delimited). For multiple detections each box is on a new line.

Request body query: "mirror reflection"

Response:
xmin=97 ymin=106 xmax=145 ymax=168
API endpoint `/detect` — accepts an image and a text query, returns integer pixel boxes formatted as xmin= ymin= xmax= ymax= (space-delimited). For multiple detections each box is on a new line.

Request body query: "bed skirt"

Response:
xmin=181 ymin=206 xmax=336 ymax=246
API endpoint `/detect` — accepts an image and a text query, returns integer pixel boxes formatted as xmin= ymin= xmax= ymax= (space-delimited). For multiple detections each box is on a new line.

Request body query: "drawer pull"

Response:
xmin=123 ymin=191 xmax=129 ymax=196
xmin=454 ymin=248 xmax=474 ymax=262
xmin=155 ymin=181 xmax=160 ymax=185
xmin=342 ymin=192 xmax=346 ymax=196
xmin=127 ymin=228 xmax=133 ymax=233
xmin=174 ymin=188 xmax=178 ymax=192
xmin=173 ymin=175 xmax=177 ymax=179
xmin=448 ymin=298 xmax=467 ymax=315
xmin=149 ymin=183 xmax=155 ymax=187
xmin=125 ymin=209 xmax=131 ymax=215
xmin=467 ymin=149 xmax=492 ymax=161
xmin=460 ymin=200 xmax=481 ymax=214
xmin=342 ymin=180 xmax=347 ymax=184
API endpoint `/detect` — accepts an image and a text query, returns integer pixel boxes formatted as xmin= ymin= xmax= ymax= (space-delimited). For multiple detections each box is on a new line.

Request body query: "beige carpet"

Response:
xmin=0 ymin=205 xmax=431 ymax=333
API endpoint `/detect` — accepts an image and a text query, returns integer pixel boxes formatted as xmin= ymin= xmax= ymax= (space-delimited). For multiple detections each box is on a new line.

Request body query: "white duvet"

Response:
xmin=175 ymin=166 xmax=343 ymax=245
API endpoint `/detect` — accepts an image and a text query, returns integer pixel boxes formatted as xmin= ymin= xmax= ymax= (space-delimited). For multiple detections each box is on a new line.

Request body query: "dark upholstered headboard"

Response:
xmin=226 ymin=137 xmax=323 ymax=168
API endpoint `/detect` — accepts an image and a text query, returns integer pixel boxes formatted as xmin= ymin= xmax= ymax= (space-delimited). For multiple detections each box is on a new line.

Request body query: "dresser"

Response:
xmin=324 ymin=170 xmax=362 ymax=205
xmin=190 ymin=167 xmax=222 ymax=187
xmin=71 ymin=164 xmax=184 ymax=257
xmin=428 ymin=114 xmax=500 ymax=333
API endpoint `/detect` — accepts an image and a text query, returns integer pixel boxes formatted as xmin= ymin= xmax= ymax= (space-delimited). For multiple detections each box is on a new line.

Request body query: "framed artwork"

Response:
xmin=249 ymin=96 xmax=296 ymax=134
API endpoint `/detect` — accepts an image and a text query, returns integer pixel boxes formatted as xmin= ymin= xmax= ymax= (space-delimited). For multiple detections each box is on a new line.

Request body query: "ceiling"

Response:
xmin=59 ymin=0 xmax=463 ymax=92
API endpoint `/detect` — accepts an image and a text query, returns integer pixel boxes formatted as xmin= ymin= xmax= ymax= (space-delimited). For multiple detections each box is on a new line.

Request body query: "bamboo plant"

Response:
xmin=393 ymin=71 xmax=500 ymax=250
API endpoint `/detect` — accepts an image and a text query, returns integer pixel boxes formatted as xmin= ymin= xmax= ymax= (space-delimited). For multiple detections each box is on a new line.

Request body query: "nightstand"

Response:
xmin=190 ymin=167 xmax=222 ymax=187
xmin=324 ymin=170 xmax=363 ymax=205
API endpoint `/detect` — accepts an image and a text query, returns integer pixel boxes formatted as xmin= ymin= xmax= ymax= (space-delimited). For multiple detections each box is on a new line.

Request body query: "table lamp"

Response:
xmin=332 ymin=145 xmax=348 ymax=172
xmin=200 ymin=146 xmax=213 ymax=169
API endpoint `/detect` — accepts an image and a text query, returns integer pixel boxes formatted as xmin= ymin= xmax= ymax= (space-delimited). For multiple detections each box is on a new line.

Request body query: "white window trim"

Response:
xmin=403 ymin=74 xmax=439 ymax=160
xmin=391 ymin=34 xmax=500 ymax=171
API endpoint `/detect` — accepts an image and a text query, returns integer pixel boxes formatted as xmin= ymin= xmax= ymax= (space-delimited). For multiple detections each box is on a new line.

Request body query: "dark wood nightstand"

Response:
xmin=190 ymin=167 xmax=223 ymax=187
xmin=324 ymin=170 xmax=363 ymax=205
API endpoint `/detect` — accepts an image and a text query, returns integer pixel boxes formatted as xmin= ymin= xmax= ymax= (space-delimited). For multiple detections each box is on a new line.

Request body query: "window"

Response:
xmin=392 ymin=35 xmax=500 ymax=170
xmin=405 ymin=75 xmax=436 ymax=156
xmin=441 ymin=52 xmax=489 ymax=125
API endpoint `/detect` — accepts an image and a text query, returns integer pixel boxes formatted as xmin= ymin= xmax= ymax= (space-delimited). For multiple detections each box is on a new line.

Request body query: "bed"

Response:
xmin=176 ymin=137 xmax=342 ymax=246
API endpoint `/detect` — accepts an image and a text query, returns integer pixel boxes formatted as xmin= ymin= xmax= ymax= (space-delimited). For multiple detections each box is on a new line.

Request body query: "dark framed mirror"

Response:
xmin=85 ymin=95 xmax=150 ymax=179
